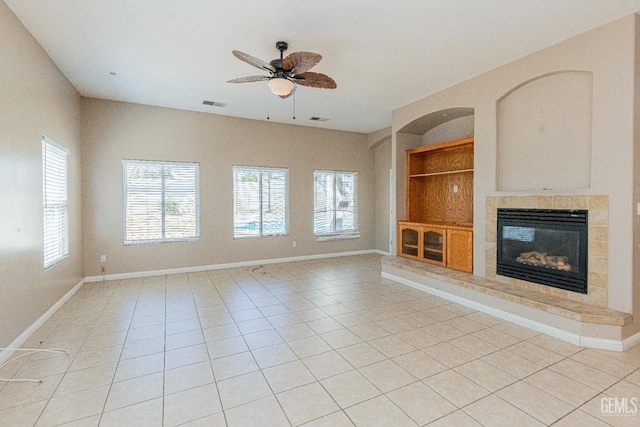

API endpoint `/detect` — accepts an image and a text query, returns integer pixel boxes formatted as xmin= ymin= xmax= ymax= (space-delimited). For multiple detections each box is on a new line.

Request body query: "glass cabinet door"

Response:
xmin=400 ymin=227 xmax=419 ymax=258
xmin=423 ymin=229 xmax=444 ymax=263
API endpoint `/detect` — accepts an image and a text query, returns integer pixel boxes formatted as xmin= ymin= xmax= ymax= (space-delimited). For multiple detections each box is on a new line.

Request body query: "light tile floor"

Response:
xmin=1 ymin=254 xmax=640 ymax=426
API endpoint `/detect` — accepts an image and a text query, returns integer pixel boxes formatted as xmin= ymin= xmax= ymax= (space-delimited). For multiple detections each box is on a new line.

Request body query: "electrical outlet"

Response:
xmin=292 ymin=241 xmax=297 ymax=247
xmin=100 ymin=255 xmax=106 ymax=263
xmin=453 ymin=185 xmax=459 ymax=193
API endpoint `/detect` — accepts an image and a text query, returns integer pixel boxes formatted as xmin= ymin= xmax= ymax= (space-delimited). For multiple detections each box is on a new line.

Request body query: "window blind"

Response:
xmin=123 ymin=160 xmax=199 ymax=244
xmin=43 ymin=137 xmax=69 ymax=268
xmin=233 ymin=166 xmax=288 ymax=238
xmin=314 ymin=171 xmax=358 ymax=235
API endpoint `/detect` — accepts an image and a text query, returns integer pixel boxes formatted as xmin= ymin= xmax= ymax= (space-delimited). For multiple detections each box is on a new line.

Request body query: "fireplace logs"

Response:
xmin=516 ymin=251 xmax=571 ymax=272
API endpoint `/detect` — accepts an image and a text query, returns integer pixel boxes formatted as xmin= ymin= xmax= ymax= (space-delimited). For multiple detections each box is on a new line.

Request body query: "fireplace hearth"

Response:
xmin=497 ymin=209 xmax=588 ymax=294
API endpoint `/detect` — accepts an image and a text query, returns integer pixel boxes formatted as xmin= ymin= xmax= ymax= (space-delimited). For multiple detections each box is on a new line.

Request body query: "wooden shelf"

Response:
xmin=402 ymin=244 xmax=419 ymax=249
xmin=400 ymin=136 xmax=474 ymax=273
xmin=406 ymin=137 xmax=474 ymax=226
xmin=410 ymin=168 xmax=474 ymax=178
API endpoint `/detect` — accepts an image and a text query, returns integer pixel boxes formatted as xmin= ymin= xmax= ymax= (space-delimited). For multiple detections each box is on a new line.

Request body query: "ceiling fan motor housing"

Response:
xmin=275 ymin=41 xmax=288 ymax=53
xmin=270 ymin=59 xmax=284 ymax=70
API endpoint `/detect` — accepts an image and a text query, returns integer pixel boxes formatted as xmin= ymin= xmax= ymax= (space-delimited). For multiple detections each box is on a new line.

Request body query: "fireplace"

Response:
xmin=496 ymin=209 xmax=588 ymax=293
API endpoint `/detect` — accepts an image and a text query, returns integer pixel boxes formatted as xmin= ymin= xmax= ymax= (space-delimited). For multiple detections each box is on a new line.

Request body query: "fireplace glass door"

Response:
xmin=497 ymin=209 xmax=587 ymax=293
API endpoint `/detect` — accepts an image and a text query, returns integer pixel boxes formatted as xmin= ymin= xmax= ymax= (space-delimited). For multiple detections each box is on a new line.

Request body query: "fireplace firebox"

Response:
xmin=496 ymin=209 xmax=588 ymax=294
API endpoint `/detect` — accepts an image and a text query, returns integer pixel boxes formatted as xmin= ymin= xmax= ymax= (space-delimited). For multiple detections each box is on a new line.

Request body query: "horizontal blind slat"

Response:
xmin=43 ymin=138 xmax=69 ymax=268
xmin=233 ymin=166 xmax=288 ymax=238
xmin=123 ymin=160 xmax=199 ymax=244
xmin=314 ymin=171 xmax=358 ymax=235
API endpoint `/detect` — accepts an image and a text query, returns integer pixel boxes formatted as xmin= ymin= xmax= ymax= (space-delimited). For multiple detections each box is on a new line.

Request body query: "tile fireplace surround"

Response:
xmin=485 ymin=195 xmax=608 ymax=308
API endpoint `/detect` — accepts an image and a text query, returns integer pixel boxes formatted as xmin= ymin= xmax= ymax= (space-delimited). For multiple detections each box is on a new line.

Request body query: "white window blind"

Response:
xmin=314 ymin=171 xmax=358 ymax=235
xmin=43 ymin=137 xmax=69 ymax=268
xmin=123 ymin=160 xmax=199 ymax=244
xmin=233 ymin=166 xmax=288 ymax=238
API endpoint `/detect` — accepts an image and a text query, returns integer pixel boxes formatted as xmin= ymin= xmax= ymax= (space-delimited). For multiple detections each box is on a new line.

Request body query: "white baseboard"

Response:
xmin=382 ymin=270 xmax=630 ymax=352
xmin=85 ymin=249 xmax=381 ymax=282
xmin=373 ymin=249 xmax=392 ymax=256
xmin=621 ymin=331 xmax=640 ymax=351
xmin=0 ymin=278 xmax=85 ymax=366
xmin=579 ymin=336 xmax=623 ymax=352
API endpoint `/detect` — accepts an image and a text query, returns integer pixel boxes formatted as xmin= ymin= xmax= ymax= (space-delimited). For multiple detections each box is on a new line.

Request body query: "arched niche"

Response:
xmin=395 ymin=107 xmax=474 ymax=223
xmin=398 ymin=107 xmax=474 ymax=147
xmin=497 ymin=71 xmax=593 ymax=191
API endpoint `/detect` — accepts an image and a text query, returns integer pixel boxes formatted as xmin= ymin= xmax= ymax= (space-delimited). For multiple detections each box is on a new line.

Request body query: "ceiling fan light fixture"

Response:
xmin=268 ymin=78 xmax=294 ymax=96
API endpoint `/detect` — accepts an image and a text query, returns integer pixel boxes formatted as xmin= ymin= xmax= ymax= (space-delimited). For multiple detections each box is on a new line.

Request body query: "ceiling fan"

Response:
xmin=227 ymin=41 xmax=337 ymax=98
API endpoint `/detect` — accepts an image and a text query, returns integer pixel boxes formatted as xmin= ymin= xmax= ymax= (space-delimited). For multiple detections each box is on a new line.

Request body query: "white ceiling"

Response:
xmin=6 ymin=0 xmax=640 ymax=134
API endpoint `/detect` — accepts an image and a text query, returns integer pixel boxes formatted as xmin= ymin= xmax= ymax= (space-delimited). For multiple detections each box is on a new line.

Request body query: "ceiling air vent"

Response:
xmin=309 ymin=116 xmax=329 ymax=122
xmin=202 ymin=100 xmax=227 ymax=108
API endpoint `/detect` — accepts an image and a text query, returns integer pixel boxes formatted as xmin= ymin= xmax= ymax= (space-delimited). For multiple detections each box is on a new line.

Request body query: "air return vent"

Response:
xmin=202 ymin=100 xmax=227 ymax=108
xmin=309 ymin=116 xmax=329 ymax=122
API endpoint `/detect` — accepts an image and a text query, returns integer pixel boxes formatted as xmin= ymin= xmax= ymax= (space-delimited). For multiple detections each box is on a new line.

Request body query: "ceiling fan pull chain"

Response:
xmin=267 ymin=98 xmax=270 ymax=120
xmin=293 ymin=91 xmax=296 ymax=120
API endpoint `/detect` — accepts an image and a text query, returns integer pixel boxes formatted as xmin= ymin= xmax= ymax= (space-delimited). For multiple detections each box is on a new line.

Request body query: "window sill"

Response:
xmin=316 ymin=233 xmax=361 ymax=242
xmin=44 ymin=254 xmax=69 ymax=271
xmin=124 ymin=238 xmax=200 ymax=246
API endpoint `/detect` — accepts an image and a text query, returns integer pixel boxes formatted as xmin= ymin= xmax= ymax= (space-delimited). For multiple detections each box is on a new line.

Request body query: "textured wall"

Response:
xmin=0 ymin=2 xmax=83 ymax=347
xmin=81 ymin=99 xmax=376 ymax=276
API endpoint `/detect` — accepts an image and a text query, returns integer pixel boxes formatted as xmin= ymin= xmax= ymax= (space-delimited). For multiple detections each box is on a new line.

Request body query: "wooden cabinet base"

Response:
xmin=446 ymin=228 xmax=473 ymax=273
xmin=397 ymin=221 xmax=473 ymax=273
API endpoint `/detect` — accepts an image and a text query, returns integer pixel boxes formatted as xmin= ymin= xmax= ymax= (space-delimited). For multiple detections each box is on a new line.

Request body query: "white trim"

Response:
xmin=316 ymin=233 xmax=360 ymax=242
xmin=0 ymin=278 xmax=85 ymax=366
xmin=579 ymin=336 xmax=624 ymax=352
xmin=85 ymin=249 xmax=380 ymax=282
xmin=41 ymin=135 xmax=69 ymax=154
xmin=621 ymin=331 xmax=640 ymax=351
xmin=122 ymin=160 xmax=200 ymax=245
xmin=42 ymin=137 xmax=70 ymax=269
xmin=313 ymin=170 xmax=358 ymax=236
xmin=382 ymin=270 xmax=631 ymax=351
xmin=373 ymin=249 xmax=392 ymax=256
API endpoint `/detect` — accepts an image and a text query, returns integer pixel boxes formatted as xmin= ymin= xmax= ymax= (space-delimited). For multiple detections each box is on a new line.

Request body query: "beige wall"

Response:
xmin=374 ymin=138 xmax=391 ymax=252
xmin=392 ymin=15 xmax=638 ymax=329
xmin=81 ymin=99 xmax=375 ymax=276
xmin=633 ymin=16 xmax=640 ymax=338
xmin=0 ymin=2 xmax=83 ymax=347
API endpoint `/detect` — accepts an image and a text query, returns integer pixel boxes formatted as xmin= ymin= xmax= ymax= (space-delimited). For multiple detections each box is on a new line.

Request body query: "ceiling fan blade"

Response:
xmin=282 ymin=52 xmax=322 ymax=74
xmin=232 ymin=50 xmax=276 ymax=72
xmin=293 ymin=72 xmax=337 ymax=89
xmin=227 ymin=75 xmax=271 ymax=83
xmin=279 ymin=83 xmax=297 ymax=99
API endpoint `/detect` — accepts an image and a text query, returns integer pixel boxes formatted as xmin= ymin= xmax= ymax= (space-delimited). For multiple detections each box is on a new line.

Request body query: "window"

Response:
xmin=42 ymin=137 xmax=69 ymax=268
xmin=123 ymin=160 xmax=199 ymax=244
xmin=233 ymin=166 xmax=288 ymax=238
xmin=314 ymin=171 xmax=358 ymax=236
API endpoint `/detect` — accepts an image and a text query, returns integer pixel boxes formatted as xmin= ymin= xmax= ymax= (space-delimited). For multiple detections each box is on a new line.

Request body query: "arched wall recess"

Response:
xmin=497 ymin=71 xmax=593 ymax=191
xmin=398 ymin=107 xmax=474 ymax=137
xmin=395 ymin=107 xmax=474 ymax=222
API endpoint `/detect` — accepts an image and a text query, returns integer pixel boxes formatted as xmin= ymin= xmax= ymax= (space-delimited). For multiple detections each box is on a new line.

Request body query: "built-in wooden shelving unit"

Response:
xmin=398 ymin=136 xmax=474 ymax=273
